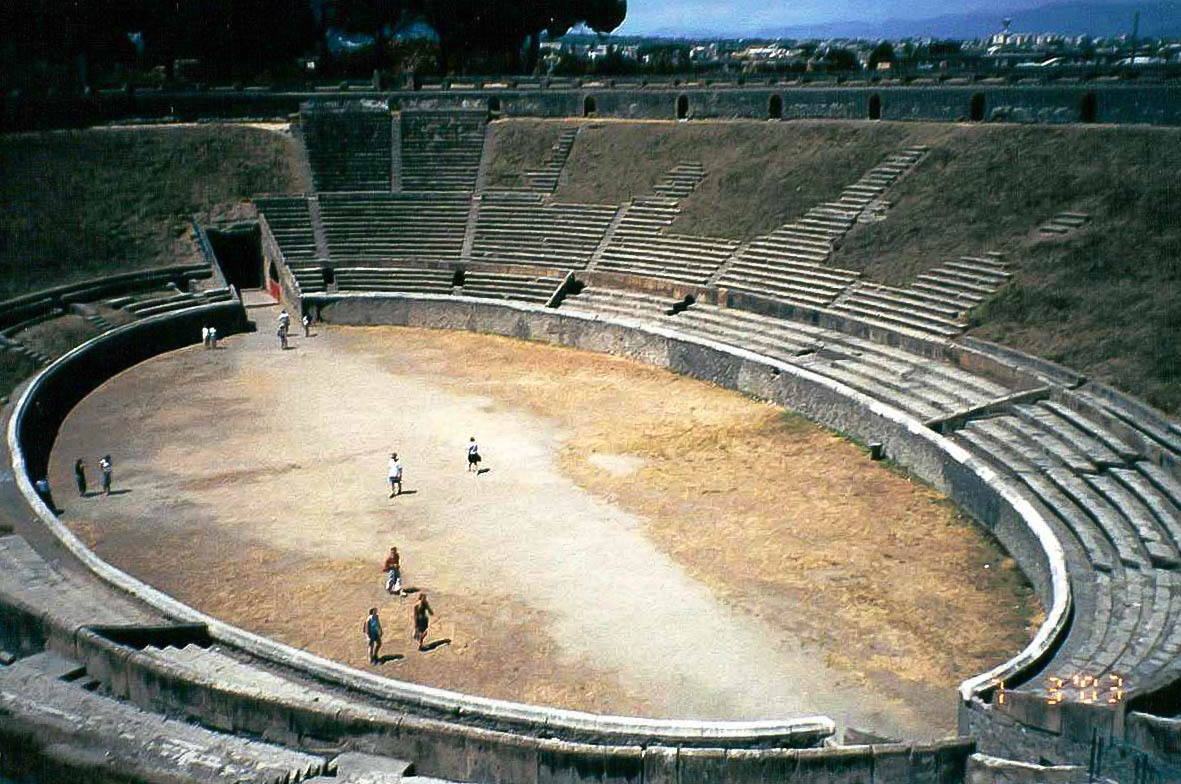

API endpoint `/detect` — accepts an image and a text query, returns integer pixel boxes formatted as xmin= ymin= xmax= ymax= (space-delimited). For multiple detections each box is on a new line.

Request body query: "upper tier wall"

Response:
xmin=3 ymin=83 xmax=1179 ymax=132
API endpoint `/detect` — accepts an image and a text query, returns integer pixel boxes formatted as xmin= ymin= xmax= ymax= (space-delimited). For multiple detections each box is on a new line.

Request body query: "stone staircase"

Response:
xmin=831 ymin=254 xmax=1011 ymax=340
xmin=1039 ymin=211 xmax=1091 ymax=235
xmin=714 ymin=146 xmax=928 ymax=309
xmin=522 ymin=126 xmax=580 ymax=193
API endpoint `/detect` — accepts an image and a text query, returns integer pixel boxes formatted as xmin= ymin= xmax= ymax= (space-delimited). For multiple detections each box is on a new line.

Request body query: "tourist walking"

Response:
xmin=98 ymin=455 xmax=112 ymax=496
xmin=201 ymin=326 xmax=211 ymax=349
xmin=208 ymin=326 xmax=218 ymax=349
xmin=277 ymin=322 xmax=288 ymax=350
xmin=467 ymin=437 xmax=481 ymax=472
xmin=383 ymin=546 xmax=404 ymax=596
xmin=364 ymin=607 xmax=383 ymax=664
xmin=388 ymin=452 xmax=403 ymax=498
xmin=74 ymin=458 xmax=87 ymax=496
xmin=413 ymin=593 xmax=434 ymax=650
xmin=302 ymin=314 xmax=311 ymax=337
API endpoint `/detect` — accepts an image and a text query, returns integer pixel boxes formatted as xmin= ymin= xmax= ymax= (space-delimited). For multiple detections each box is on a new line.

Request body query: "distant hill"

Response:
xmin=751 ymin=1 xmax=1181 ymax=40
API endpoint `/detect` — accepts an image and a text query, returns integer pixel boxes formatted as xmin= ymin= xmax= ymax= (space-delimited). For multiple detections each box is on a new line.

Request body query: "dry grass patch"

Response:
xmin=550 ymin=119 xmax=952 ymax=239
xmin=833 ymin=123 xmax=1181 ymax=415
xmin=388 ymin=329 xmax=1040 ymax=703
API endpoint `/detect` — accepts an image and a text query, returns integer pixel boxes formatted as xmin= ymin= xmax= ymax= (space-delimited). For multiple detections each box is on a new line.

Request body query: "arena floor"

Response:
xmin=47 ymin=302 xmax=1039 ymax=740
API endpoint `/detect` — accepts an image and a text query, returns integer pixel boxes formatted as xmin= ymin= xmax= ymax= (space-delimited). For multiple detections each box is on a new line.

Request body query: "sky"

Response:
xmin=611 ymin=0 xmax=1138 ymax=36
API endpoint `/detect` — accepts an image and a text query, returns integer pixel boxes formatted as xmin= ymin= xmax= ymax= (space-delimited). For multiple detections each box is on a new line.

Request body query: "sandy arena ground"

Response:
xmin=48 ymin=303 xmax=1040 ymax=740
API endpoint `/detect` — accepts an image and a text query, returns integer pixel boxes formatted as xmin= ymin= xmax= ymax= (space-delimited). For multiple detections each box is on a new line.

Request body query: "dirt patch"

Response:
xmin=49 ymin=316 xmax=1037 ymax=739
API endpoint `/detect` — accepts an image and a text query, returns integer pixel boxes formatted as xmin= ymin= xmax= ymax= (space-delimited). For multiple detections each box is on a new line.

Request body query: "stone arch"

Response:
xmin=970 ymin=92 xmax=986 ymax=122
xmin=583 ymin=95 xmax=597 ymax=117
xmin=868 ymin=93 xmax=882 ymax=120
xmin=676 ymin=94 xmax=689 ymax=120
xmin=768 ymin=94 xmax=783 ymax=119
xmin=1080 ymin=91 xmax=1098 ymax=123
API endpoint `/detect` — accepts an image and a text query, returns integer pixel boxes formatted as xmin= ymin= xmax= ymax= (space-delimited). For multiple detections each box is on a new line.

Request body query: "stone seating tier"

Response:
xmin=256 ymin=197 xmax=318 ymax=261
xmin=303 ymin=112 xmax=392 ymax=193
xmin=0 ymin=649 xmax=326 ymax=783
xmin=318 ymin=195 xmax=470 ymax=261
xmin=559 ymin=288 xmax=682 ymax=322
xmin=951 ymin=416 xmax=1181 ymax=693
xmin=597 ymin=233 xmax=740 ymax=286
xmin=287 ymin=262 xmax=327 ymax=293
xmin=830 ymin=292 xmax=964 ymax=339
xmin=335 ymin=267 xmax=455 ymax=294
xmin=661 ymin=305 xmax=1009 ymax=421
xmin=460 ymin=272 xmax=563 ymax=304
xmin=400 ymin=111 xmax=486 ymax=192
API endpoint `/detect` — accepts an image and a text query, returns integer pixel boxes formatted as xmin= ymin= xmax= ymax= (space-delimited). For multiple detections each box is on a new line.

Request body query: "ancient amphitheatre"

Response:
xmin=1 ymin=86 xmax=1180 ymax=784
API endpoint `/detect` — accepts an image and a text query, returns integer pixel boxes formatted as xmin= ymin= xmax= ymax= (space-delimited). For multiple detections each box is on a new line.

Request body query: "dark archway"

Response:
xmin=868 ymin=94 xmax=882 ymax=120
xmin=207 ymin=225 xmax=262 ymax=290
xmin=676 ymin=95 xmax=689 ymax=120
xmin=488 ymin=96 xmax=501 ymax=115
xmin=970 ymin=92 xmax=986 ymax=122
xmin=1080 ymin=91 xmax=1097 ymax=123
xmin=583 ymin=95 xmax=596 ymax=117
xmin=768 ymin=94 xmax=783 ymax=119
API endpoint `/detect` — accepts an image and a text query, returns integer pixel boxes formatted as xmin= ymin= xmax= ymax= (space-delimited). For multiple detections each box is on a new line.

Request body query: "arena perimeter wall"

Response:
xmin=3 ymin=302 xmax=999 ymax=783
xmin=2 ymin=82 xmax=1179 ymax=130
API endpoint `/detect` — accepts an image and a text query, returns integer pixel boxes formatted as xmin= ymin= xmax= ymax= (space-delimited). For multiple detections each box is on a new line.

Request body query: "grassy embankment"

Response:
xmin=833 ymin=124 xmax=1181 ymax=416
xmin=0 ymin=125 xmax=306 ymax=399
xmin=493 ymin=118 xmax=1180 ymax=416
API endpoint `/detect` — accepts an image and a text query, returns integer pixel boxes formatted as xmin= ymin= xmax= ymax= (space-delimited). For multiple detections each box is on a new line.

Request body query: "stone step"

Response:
xmin=828 ymin=301 xmax=961 ymax=338
xmin=1011 ymin=403 xmax=1125 ymax=468
xmin=910 ymin=281 xmax=985 ymax=305
xmin=914 ymin=272 xmax=997 ymax=297
xmin=958 ymin=422 xmax=1116 ymax=572
xmin=1086 ymin=473 xmax=1180 ymax=568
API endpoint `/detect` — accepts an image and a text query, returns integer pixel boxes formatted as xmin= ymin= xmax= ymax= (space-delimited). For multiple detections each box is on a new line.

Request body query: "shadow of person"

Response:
xmin=420 ymin=638 xmax=451 ymax=653
xmin=476 ymin=468 xmax=491 ymax=475
xmin=401 ymin=587 xmax=420 ymax=596
xmin=107 ymin=489 xmax=133 ymax=496
xmin=396 ymin=490 xmax=419 ymax=496
xmin=377 ymin=653 xmax=404 ymax=663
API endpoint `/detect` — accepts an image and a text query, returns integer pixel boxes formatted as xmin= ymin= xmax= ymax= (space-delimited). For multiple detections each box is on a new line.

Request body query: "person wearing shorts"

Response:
xmin=364 ymin=607 xmax=383 ymax=664
xmin=413 ymin=594 xmax=434 ymax=650
xmin=467 ymin=437 xmax=481 ymax=472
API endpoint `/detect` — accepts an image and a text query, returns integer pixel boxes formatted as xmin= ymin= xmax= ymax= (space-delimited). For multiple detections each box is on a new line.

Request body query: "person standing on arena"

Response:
xmin=467 ymin=437 xmax=481 ymax=472
xmin=383 ymin=546 xmax=404 ymax=595
xmin=74 ymin=458 xmax=87 ymax=496
xmin=98 ymin=455 xmax=113 ymax=496
xmin=413 ymin=593 xmax=434 ymax=650
xmin=364 ymin=607 xmax=383 ymax=664
xmin=388 ymin=452 xmax=403 ymax=497
xmin=302 ymin=313 xmax=311 ymax=337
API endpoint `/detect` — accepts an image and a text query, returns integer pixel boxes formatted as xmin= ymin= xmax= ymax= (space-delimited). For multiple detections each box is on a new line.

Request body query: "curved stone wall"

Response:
xmin=2 ymin=292 xmax=1072 ymax=783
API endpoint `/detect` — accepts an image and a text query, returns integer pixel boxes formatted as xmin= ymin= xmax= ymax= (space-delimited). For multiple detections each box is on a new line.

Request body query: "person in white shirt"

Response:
xmin=388 ymin=452 xmax=403 ymax=497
